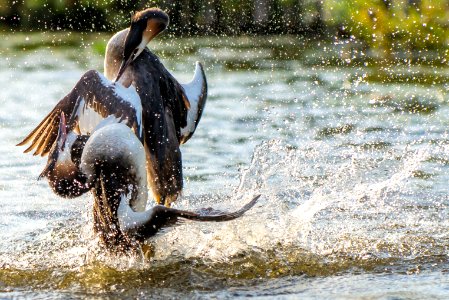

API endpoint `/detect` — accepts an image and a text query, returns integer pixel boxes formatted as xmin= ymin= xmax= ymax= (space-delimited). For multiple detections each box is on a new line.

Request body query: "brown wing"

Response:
xmin=69 ymin=70 xmax=143 ymax=143
xmin=16 ymin=89 xmax=79 ymax=156
xmin=17 ymin=70 xmax=143 ymax=156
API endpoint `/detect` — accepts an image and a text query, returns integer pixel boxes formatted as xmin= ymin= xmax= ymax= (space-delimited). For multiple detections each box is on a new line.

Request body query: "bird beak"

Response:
xmin=38 ymin=112 xmax=68 ymax=180
xmin=56 ymin=112 xmax=68 ymax=151
xmin=114 ymin=51 xmax=135 ymax=83
xmin=115 ymin=15 xmax=168 ymax=83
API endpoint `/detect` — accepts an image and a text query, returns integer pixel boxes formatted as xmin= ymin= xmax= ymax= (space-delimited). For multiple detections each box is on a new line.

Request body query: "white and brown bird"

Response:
xmin=17 ymin=7 xmax=257 ymax=253
xmin=18 ymin=8 xmax=207 ymax=207
xmin=39 ymin=113 xmax=259 ymax=251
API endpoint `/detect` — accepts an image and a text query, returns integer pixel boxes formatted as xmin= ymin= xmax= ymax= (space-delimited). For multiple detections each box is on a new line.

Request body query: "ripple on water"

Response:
xmin=1 ymin=36 xmax=449 ymax=298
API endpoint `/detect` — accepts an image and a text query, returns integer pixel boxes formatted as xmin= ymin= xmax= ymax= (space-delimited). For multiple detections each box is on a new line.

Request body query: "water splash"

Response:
xmin=144 ymin=139 xmax=449 ymax=271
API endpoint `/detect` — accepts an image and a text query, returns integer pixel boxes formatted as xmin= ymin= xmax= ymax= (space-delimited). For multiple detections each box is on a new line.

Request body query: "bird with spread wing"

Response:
xmin=18 ymin=8 xmax=207 ymax=207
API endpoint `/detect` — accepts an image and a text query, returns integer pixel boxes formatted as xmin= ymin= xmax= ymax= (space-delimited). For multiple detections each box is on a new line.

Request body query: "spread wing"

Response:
xmin=132 ymin=53 xmax=207 ymax=147
xmin=130 ymin=50 xmax=189 ymax=188
xmin=17 ymin=70 xmax=143 ymax=156
xmin=179 ymin=62 xmax=208 ymax=144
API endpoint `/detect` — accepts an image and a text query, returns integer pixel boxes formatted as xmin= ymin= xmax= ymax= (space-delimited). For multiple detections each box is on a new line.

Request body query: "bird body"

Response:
xmin=103 ymin=23 xmax=207 ymax=206
xmin=16 ymin=7 xmax=241 ymax=252
xmin=40 ymin=114 xmax=259 ymax=251
xmin=19 ymin=9 xmax=207 ymax=206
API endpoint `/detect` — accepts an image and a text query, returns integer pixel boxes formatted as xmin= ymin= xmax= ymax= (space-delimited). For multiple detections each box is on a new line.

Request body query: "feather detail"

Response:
xmin=18 ymin=70 xmax=144 ymax=156
xmin=180 ymin=62 xmax=208 ymax=144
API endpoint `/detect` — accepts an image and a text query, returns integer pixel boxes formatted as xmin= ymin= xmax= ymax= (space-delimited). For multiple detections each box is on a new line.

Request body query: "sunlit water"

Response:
xmin=0 ymin=34 xmax=448 ymax=298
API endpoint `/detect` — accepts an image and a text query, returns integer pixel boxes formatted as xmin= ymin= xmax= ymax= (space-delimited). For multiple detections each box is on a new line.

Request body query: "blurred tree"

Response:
xmin=4 ymin=0 xmax=23 ymax=27
xmin=382 ymin=0 xmax=392 ymax=10
xmin=211 ymin=0 xmax=224 ymax=33
xmin=0 ymin=0 xmax=447 ymax=53
xmin=323 ymin=0 xmax=449 ymax=54
xmin=408 ymin=0 xmax=421 ymax=10
xmin=283 ymin=0 xmax=305 ymax=34
xmin=309 ymin=0 xmax=325 ymax=35
xmin=253 ymin=0 xmax=269 ymax=25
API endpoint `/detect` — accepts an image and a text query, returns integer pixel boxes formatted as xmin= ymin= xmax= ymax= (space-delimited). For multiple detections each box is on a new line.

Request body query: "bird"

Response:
xmin=40 ymin=112 xmax=259 ymax=252
xmin=18 ymin=7 xmax=207 ymax=207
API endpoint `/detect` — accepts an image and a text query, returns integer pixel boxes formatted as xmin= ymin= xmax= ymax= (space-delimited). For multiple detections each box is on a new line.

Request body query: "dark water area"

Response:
xmin=0 ymin=34 xmax=448 ymax=298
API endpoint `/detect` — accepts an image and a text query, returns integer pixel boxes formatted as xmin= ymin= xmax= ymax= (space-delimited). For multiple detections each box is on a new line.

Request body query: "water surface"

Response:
xmin=0 ymin=34 xmax=448 ymax=298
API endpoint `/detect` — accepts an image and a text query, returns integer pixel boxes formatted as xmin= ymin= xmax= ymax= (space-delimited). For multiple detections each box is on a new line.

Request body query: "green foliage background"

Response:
xmin=0 ymin=0 xmax=448 ymax=51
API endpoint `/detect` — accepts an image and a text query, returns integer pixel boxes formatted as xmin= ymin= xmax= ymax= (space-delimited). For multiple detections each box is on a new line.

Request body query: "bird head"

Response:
xmin=114 ymin=8 xmax=169 ymax=82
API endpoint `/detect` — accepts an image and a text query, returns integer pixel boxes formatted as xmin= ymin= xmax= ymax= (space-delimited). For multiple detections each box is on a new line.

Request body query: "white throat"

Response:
xmin=58 ymin=132 xmax=77 ymax=164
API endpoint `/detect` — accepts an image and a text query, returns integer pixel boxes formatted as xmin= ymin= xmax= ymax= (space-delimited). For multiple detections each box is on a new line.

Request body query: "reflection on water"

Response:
xmin=0 ymin=34 xmax=448 ymax=298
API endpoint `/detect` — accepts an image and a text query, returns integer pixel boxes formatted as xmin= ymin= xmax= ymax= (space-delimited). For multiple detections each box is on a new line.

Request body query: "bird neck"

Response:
xmin=57 ymin=132 xmax=77 ymax=166
xmin=46 ymin=133 xmax=90 ymax=198
xmin=104 ymin=29 xmax=128 ymax=81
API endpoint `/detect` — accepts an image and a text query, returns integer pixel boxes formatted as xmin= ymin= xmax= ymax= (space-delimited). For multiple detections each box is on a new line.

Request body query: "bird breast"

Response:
xmin=80 ymin=123 xmax=148 ymax=211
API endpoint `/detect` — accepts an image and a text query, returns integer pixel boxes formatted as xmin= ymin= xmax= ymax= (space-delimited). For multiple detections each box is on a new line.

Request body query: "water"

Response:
xmin=0 ymin=33 xmax=448 ymax=298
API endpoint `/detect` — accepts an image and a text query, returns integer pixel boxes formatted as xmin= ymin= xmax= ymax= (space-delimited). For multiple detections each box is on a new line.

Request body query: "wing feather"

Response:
xmin=74 ymin=71 xmax=143 ymax=142
xmin=179 ymin=62 xmax=208 ymax=144
xmin=16 ymin=106 xmax=56 ymax=147
xmin=36 ymin=121 xmax=59 ymax=156
xmin=23 ymin=113 xmax=57 ymax=154
xmin=18 ymin=70 xmax=144 ymax=156
xmin=19 ymin=87 xmax=79 ymax=155
xmin=34 ymin=113 xmax=60 ymax=156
